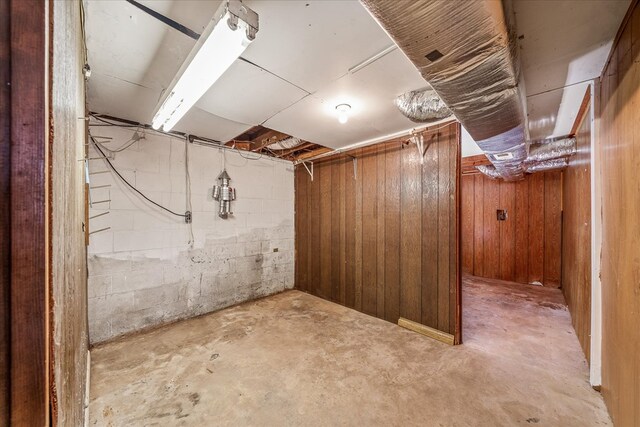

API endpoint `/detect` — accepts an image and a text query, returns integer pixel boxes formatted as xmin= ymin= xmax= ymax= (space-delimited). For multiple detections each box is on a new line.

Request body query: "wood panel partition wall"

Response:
xmin=598 ymin=1 xmax=640 ymax=424
xmin=50 ymin=0 xmax=89 ymax=424
xmin=461 ymin=171 xmax=562 ymax=287
xmin=1 ymin=0 xmax=49 ymax=424
xmin=295 ymin=122 xmax=461 ymax=342
xmin=561 ymin=87 xmax=592 ymax=363
xmin=0 ymin=0 xmax=10 ymax=421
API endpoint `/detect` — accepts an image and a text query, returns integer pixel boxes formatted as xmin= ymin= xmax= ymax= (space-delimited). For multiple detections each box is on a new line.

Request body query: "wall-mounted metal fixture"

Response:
xmin=213 ymin=170 xmax=235 ymax=219
xmin=409 ymin=130 xmax=426 ymax=164
xmin=497 ymin=209 xmax=507 ymax=221
xmin=301 ymin=161 xmax=313 ymax=181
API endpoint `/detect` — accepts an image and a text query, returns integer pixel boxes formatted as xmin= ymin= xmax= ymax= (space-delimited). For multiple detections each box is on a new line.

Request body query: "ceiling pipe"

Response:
xmin=361 ymin=0 xmax=529 ymax=181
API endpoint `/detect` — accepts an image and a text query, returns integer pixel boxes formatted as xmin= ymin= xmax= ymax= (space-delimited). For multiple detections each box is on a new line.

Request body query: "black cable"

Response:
xmin=89 ymin=113 xmax=223 ymax=146
xmin=91 ymin=114 xmax=142 ymax=128
xmin=124 ymin=0 xmax=200 ymax=40
xmin=90 ymin=136 xmax=187 ymax=218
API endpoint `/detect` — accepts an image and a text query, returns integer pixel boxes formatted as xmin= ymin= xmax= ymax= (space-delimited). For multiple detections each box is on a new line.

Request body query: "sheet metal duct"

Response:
xmin=395 ymin=88 xmax=452 ymax=123
xmin=361 ymin=0 xmax=528 ymax=181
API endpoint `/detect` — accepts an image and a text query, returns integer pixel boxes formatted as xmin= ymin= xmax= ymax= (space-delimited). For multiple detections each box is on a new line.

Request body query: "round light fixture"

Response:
xmin=335 ymin=103 xmax=351 ymax=124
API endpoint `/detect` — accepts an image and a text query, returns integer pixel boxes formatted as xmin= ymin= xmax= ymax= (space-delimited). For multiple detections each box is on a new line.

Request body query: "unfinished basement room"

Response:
xmin=2 ymin=0 xmax=640 ymax=425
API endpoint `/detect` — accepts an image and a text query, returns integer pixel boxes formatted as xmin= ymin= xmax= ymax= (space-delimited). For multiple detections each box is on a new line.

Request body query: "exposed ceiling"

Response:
xmin=85 ymin=0 xmax=630 ymax=159
xmin=85 ymin=0 xmax=436 ymax=152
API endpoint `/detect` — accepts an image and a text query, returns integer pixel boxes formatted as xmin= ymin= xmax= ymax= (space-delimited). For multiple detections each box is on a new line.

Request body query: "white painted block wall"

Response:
xmin=87 ymin=125 xmax=294 ymax=343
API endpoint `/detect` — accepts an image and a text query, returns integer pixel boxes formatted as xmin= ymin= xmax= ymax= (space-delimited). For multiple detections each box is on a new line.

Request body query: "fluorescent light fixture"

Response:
xmin=152 ymin=0 xmax=259 ymax=132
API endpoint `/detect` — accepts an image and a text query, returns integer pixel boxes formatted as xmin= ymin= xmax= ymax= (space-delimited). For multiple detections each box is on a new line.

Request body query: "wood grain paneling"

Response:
xmin=562 ymin=87 xmax=592 ymax=363
xmin=295 ymin=122 xmax=461 ymax=338
xmin=362 ymin=146 xmax=378 ymax=316
xmin=0 ymin=0 xmax=10 ymax=421
xmin=461 ymin=154 xmax=491 ymax=175
xmin=6 ymin=0 xmax=48 ymax=424
xmin=50 ymin=1 xmax=90 ymax=424
xmin=598 ymin=2 xmax=640 ymax=424
xmin=461 ymin=171 xmax=562 ymax=287
xmin=384 ymin=143 xmax=401 ymax=323
xmin=528 ymin=173 xmax=546 ymax=284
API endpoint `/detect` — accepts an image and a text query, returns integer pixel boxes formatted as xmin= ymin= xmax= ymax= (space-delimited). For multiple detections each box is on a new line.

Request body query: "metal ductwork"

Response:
xmin=269 ymin=137 xmax=302 ymax=151
xmin=395 ymin=87 xmax=452 ymax=123
xmin=526 ymin=137 xmax=576 ymax=162
xmin=476 ymin=165 xmax=502 ymax=179
xmin=524 ymin=158 xmax=568 ymax=173
xmin=361 ymin=0 xmax=528 ymax=181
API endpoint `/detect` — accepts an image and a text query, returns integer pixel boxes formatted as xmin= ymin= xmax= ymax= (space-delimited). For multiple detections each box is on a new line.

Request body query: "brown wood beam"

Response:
xmin=275 ymin=142 xmax=315 ymax=158
xmin=225 ymin=140 xmax=252 ymax=151
xmin=569 ymin=85 xmax=591 ymax=137
xmin=0 ymin=0 xmax=10 ymax=422
xmin=294 ymin=147 xmax=333 ymax=161
xmin=250 ymin=129 xmax=290 ymax=152
xmin=461 ymin=154 xmax=491 ymax=175
xmin=8 ymin=0 xmax=48 ymax=424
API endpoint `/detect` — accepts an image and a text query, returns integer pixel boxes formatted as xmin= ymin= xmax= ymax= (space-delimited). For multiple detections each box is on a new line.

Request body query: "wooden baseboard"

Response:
xmin=398 ymin=317 xmax=455 ymax=345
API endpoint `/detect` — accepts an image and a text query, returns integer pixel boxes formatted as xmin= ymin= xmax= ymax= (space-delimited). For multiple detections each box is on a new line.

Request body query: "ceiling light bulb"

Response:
xmin=336 ymin=103 xmax=351 ymax=124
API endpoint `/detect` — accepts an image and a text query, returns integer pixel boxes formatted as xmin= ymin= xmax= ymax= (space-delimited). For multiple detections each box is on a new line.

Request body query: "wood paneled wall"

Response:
xmin=50 ymin=0 xmax=89 ymax=424
xmin=598 ymin=2 xmax=640 ymax=424
xmin=461 ymin=171 xmax=562 ymax=287
xmin=561 ymin=88 xmax=592 ymax=363
xmin=0 ymin=0 xmax=10 ymax=421
xmin=1 ymin=0 xmax=49 ymax=424
xmin=295 ymin=122 xmax=461 ymax=339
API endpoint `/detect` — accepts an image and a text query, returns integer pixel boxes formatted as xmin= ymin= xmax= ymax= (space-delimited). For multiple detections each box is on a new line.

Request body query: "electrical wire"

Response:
xmin=88 ymin=113 xmax=292 ymax=166
xmin=184 ymin=136 xmax=194 ymax=246
xmin=94 ymin=130 xmax=144 ymax=154
xmin=90 ymin=134 xmax=187 ymax=218
xmin=231 ymin=142 xmax=263 ymax=161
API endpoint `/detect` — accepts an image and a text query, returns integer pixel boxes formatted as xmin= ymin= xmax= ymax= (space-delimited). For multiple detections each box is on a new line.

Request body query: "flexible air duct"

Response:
xmin=395 ymin=87 xmax=452 ymax=123
xmin=524 ymin=158 xmax=568 ymax=173
xmin=476 ymin=164 xmax=502 ymax=179
xmin=361 ymin=0 xmax=528 ymax=181
xmin=269 ymin=137 xmax=302 ymax=151
xmin=526 ymin=137 xmax=576 ymax=162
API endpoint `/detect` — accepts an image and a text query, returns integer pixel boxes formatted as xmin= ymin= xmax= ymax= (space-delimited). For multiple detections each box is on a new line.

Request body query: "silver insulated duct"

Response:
xmin=269 ymin=137 xmax=302 ymax=151
xmin=361 ymin=0 xmax=528 ymax=181
xmin=476 ymin=165 xmax=502 ymax=179
xmin=524 ymin=158 xmax=568 ymax=173
xmin=527 ymin=137 xmax=577 ymax=162
xmin=395 ymin=87 xmax=452 ymax=123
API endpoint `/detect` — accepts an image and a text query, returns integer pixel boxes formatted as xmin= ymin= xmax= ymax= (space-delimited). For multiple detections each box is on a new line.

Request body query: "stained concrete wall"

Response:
xmin=87 ymin=126 xmax=294 ymax=344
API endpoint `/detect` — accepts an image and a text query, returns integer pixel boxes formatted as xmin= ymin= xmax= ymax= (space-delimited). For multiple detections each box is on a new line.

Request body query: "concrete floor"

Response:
xmin=89 ymin=276 xmax=611 ymax=426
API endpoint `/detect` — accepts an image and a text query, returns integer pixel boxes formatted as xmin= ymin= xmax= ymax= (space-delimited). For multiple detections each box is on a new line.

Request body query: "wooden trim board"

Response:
xmin=398 ymin=317 xmax=455 ymax=345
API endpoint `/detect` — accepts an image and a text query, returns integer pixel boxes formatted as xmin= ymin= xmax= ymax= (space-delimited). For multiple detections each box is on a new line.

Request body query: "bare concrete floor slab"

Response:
xmin=89 ymin=276 xmax=611 ymax=426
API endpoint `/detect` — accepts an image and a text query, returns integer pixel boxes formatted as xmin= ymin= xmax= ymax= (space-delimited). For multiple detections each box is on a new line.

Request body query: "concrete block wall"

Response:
xmin=87 ymin=124 xmax=294 ymax=343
